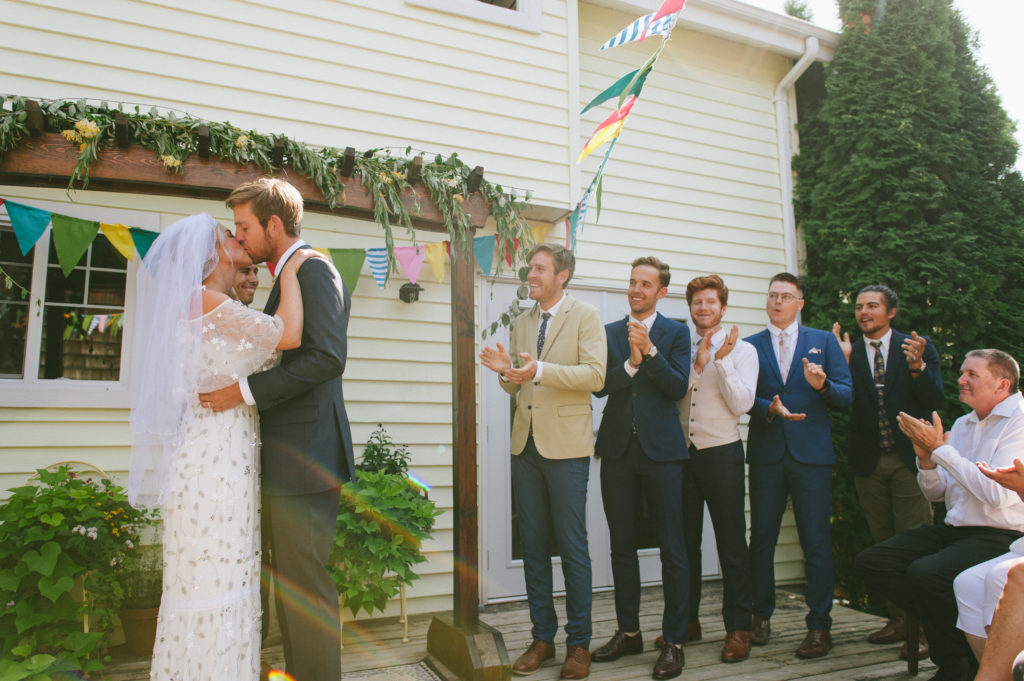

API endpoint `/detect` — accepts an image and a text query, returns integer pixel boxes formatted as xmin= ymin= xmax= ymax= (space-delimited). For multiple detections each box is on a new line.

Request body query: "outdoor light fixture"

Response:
xmin=399 ymin=282 xmax=423 ymax=303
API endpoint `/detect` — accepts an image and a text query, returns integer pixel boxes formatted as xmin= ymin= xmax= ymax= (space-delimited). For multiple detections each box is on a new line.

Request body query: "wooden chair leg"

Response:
xmin=906 ymin=613 xmax=920 ymax=676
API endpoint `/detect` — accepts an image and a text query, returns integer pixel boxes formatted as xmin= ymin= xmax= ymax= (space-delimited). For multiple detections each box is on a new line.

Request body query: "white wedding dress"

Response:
xmin=150 ymin=299 xmax=282 ymax=681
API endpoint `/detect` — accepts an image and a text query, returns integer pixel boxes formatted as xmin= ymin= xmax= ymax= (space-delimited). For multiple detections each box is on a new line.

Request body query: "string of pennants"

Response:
xmin=566 ymin=0 xmax=685 ymax=249
xmin=1 ymin=198 xmax=548 ymax=298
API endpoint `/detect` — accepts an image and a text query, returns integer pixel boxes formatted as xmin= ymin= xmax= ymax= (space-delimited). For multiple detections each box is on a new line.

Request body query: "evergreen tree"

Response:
xmin=792 ymin=0 xmax=1024 ymax=610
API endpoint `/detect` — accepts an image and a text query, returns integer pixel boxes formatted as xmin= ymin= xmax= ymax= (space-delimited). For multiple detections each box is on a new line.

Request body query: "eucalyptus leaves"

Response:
xmin=0 ymin=96 xmax=533 ymax=276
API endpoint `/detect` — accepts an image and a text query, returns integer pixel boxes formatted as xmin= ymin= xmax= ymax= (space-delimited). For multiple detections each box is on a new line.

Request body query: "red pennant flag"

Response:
xmin=641 ymin=0 xmax=685 ymax=39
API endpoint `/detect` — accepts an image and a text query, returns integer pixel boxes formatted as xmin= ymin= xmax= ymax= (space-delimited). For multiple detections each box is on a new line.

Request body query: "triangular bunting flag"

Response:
xmin=51 ymin=214 xmax=99 ymax=277
xmin=328 ymin=248 xmax=366 ymax=295
xmin=473 ymin=236 xmax=495 ymax=277
xmin=4 ymin=200 xmax=52 ymax=255
xmin=641 ymin=0 xmax=685 ymax=40
xmin=313 ymin=247 xmax=331 ymax=258
xmin=99 ymin=223 xmax=135 ymax=261
xmin=365 ymin=247 xmax=389 ymax=288
xmin=130 ymin=227 xmax=159 ymax=260
xmin=581 ymin=68 xmax=651 ymax=114
xmin=602 ymin=11 xmax=680 ymax=50
xmin=579 ymin=96 xmax=637 ymax=162
xmin=531 ymin=224 xmax=547 ymax=245
xmin=424 ymin=242 xmax=447 ymax=284
xmin=394 ymin=245 xmax=425 ymax=285
xmin=504 ymin=238 xmax=519 ymax=266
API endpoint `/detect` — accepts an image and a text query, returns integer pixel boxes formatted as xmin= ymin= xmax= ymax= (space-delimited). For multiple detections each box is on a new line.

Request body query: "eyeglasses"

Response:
xmin=767 ymin=292 xmax=801 ymax=302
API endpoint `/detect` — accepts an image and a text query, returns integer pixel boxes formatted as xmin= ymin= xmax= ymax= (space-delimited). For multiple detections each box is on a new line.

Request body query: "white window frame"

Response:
xmin=405 ymin=0 xmax=542 ymax=33
xmin=0 ymin=200 xmax=158 ymax=408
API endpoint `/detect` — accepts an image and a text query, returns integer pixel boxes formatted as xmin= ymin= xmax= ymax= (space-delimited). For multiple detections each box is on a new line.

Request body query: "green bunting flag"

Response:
xmin=4 ymin=200 xmax=52 ymax=255
xmin=328 ymin=248 xmax=366 ymax=295
xmin=51 ymin=214 xmax=100 ymax=276
xmin=473 ymin=235 xmax=495 ymax=276
xmin=130 ymin=227 xmax=159 ymax=260
xmin=580 ymin=67 xmax=651 ymax=115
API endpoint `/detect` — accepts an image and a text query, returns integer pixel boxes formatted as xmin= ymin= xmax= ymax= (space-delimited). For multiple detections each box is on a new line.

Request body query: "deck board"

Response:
xmin=104 ymin=582 xmax=933 ymax=680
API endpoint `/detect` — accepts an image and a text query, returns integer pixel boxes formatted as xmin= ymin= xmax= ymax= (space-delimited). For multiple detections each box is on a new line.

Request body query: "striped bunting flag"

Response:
xmin=600 ymin=11 xmax=680 ymax=51
xmin=365 ymin=247 xmax=389 ymax=288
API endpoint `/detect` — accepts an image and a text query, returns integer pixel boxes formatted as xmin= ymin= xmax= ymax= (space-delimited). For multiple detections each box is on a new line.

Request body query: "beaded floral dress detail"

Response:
xmin=150 ymin=300 xmax=282 ymax=681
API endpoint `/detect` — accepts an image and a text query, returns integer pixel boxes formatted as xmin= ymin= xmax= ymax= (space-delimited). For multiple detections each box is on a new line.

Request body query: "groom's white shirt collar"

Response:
xmin=275 ymin=239 xmax=307 ymax=276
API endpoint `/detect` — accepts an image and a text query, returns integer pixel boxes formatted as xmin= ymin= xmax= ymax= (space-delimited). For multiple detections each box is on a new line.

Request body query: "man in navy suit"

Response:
xmin=834 ymin=285 xmax=943 ymax=650
xmin=745 ymin=272 xmax=853 ymax=659
xmin=591 ymin=257 xmax=691 ymax=680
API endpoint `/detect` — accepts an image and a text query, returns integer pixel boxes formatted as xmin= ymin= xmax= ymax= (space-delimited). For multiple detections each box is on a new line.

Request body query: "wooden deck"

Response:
xmin=105 ymin=582 xmax=933 ymax=680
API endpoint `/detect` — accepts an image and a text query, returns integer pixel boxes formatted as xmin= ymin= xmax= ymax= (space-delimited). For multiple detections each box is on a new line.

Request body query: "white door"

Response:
xmin=479 ymin=279 xmax=720 ymax=604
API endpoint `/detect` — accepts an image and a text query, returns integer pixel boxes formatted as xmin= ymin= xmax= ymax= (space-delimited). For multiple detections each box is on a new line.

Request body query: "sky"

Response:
xmin=741 ymin=0 xmax=1024 ymax=166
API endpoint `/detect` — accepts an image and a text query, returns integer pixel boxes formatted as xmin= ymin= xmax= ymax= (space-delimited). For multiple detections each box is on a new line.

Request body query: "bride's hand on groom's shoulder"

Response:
xmin=282 ymin=249 xmax=329 ymax=277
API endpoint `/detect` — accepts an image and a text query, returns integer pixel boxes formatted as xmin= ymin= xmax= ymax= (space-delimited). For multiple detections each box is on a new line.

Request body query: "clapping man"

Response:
xmin=857 ymin=349 xmax=1024 ymax=681
xmin=590 ymin=257 xmax=690 ymax=680
xmin=834 ymin=285 xmax=943 ymax=653
xmin=745 ymin=272 xmax=853 ymax=658
xmin=479 ymin=244 xmax=606 ymax=681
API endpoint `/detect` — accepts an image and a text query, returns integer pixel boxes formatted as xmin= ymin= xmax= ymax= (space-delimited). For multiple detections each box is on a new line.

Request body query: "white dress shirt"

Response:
xmin=864 ymin=328 xmax=892 ymax=373
xmin=623 ymin=311 xmax=658 ymax=378
xmin=239 ymin=239 xmax=306 ymax=406
xmin=680 ymin=327 xmax=759 ymax=449
xmin=531 ymin=292 xmax=565 ymax=384
xmin=768 ymin=321 xmax=799 ymax=380
xmin=919 ymin=391 xmax=1024 ymax=531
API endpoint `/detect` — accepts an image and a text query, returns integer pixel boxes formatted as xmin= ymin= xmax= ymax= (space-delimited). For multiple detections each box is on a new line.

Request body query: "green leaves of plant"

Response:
xmin=37 ymin=574 xmax=74 ymax=602
xmin=22 ymin=542 xmax=59 ymax=577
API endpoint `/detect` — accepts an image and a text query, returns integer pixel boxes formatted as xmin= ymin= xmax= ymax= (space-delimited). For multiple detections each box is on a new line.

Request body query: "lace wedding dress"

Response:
xmin=150 ymin=300 xmax=282 ymax=681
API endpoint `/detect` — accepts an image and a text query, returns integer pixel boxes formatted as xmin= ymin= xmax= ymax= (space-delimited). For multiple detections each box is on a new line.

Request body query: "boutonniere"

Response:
xmin=808 ymin=347 xmax=823 ymax=355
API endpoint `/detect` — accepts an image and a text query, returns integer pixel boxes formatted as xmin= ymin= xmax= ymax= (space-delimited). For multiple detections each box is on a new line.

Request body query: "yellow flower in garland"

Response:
xmin=235 ymin=134 xmax=250 ymax=149
xmin=61 ymin=129 xmax=81 ymax=143
xmin=74 ymin=118 xmax=100 ymax=140
xmin=160 ymin=154 xmax=182 ymax=169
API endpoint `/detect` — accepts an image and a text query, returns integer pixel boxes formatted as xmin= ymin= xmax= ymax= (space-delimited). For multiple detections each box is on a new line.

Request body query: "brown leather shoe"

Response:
xmin=652 ymin=643 xmax=684 ymax=680
xmin=868 ymin=617 xmax=906 ymax=644
xmin=591 ymin=630 xmax=643 ymax=662
xmin=750 ymin=615 xmax=770 ymax=646
xmin=900 ymin=631 xmax=929 ymax=660
xmin=721 ymin=630 xmax=751 ymax=662
xmin=513 ymin=640 xmax=555 ymax=676
xmin=654 ymin=621 xmax=701 ymax=649
xmin=560 ymin=645 xmax=590 ymax=680
xmin=795 ymin=629 xmax=832 ymax=659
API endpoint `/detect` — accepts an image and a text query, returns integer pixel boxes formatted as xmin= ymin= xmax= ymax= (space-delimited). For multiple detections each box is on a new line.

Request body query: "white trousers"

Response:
xmin=954 ymin=552 xmax=1024 ymax=638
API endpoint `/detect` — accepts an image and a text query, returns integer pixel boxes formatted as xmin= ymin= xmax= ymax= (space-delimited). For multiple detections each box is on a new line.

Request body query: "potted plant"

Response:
xmin=0 ymin=465 xmax=158 ymax=680
xmin=120 ymin=543 xmax=163 ymax=656
xmin=329 ymin=425 xmax=441 ymax=616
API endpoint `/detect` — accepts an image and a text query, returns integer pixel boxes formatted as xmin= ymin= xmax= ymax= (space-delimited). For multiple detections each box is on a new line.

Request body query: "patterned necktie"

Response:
xmin=537 ymin=312 xmax=552 ymax=357
xmin=778 ymin=332 xmax=791 ymax=380
xmin=872 ymin=341 xmax=896 ymax=451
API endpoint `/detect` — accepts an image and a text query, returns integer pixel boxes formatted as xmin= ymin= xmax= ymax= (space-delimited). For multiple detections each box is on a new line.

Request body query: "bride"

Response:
xmin=128 ymin=213 xmax=319 ymax=680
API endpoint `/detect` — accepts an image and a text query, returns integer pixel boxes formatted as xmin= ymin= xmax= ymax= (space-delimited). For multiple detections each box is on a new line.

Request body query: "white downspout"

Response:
xmin=773 ymin=36 xmax=819 ymax=274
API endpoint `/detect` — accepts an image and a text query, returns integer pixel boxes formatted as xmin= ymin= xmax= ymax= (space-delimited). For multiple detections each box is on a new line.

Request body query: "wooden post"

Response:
xmin=428 ymin=240 xmax=511 ymax=681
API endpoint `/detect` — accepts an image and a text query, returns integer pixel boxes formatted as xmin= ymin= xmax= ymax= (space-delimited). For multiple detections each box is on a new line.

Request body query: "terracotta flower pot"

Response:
xmin=121 ymin=606 xmax=159 ymax=656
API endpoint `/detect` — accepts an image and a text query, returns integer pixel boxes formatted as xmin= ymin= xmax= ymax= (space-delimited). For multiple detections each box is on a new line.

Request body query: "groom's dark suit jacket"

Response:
xmin=248 ymin=245 xmax=355 ymax=495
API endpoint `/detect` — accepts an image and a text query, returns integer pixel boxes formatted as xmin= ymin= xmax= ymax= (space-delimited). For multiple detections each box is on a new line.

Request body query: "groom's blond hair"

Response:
xmin=226 ymin=178 xmax=303 ymax=237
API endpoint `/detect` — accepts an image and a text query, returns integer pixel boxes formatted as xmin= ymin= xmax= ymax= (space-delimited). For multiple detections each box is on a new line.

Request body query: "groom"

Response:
xmin=200 ymin=178 xmax=354 ymax=681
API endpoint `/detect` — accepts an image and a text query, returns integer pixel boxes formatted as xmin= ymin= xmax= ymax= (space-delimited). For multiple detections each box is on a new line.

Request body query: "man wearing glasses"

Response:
xmin=744 ymin=272 xmax=853 ymax=659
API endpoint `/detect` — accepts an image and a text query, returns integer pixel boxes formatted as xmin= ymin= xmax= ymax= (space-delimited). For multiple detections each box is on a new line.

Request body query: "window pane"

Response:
xmin=90 ymin=234 xmax=125 ymax=270
xmin=45 ymin=266 xmax=86 ymax=304
xmin=1 ymin=228 xmax=33 ymax=266
xmin=0 ymin=264 xmax=32 ymax=295
xmin=88 ymin=270 xmax=126 ymax=307
xmin=38 ymin=306 xmax=123 ymax=380
xmin=0 ymin=300 xmax=28 ymax=379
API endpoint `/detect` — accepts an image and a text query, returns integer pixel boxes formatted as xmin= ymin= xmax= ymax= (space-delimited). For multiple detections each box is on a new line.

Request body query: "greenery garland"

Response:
xmin=0 ymin=96 xmax=534 ymax=277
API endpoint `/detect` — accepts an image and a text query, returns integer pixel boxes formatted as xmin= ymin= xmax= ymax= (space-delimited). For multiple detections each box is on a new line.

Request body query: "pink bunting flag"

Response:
xmin=641 ymin=0 xmax=685 ymax=40
xmin=394 ymin=245 xmax=425 ymax=284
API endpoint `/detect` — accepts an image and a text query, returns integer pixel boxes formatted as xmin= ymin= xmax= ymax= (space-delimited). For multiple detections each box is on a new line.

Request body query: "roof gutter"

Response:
xmin=773 ymin=35 xmax=819 ymax=274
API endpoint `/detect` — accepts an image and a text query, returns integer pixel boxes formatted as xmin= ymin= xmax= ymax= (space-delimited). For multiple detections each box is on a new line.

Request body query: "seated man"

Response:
xmin=856 ymin=349 xmax=1024 ymax=681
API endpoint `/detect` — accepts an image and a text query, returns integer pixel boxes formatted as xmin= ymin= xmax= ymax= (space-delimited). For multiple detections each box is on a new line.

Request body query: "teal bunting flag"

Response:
xmin=473 ymin=236 xmax=495 ymax=276
xmin=4 ymin=200 xmax=52 ymax=255
xmin=130 ymin=227 xmax=159 ymax=260
xmin=580 ymin=67 xmax=651 ymax=115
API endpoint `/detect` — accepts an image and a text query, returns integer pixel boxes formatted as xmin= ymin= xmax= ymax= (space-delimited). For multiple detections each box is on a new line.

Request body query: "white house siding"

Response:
xmin=571 ymin=3 xmax=804 ymax=584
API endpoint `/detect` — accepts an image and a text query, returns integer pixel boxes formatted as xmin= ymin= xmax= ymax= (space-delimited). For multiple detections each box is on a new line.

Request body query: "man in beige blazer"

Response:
xmin=480 ymin=243 xmax=606 ymax=680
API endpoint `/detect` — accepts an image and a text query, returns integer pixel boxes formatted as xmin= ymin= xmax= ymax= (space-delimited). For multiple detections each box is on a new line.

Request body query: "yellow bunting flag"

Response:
xmin=424 ymin=242 xmax=447 ymax=284
xmin=530 ymin=223 xmax=547 ymax=245
xmin=100 ymin=223 xmax=135 ymax=261
xmin=579 ymin=95 xmax=638 ymax=162
xmin=313 ymin=247 xmax=331 ymax=258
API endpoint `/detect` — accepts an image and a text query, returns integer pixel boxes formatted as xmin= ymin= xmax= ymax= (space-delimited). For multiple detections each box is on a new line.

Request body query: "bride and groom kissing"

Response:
xmin=129 ymin=178 xmax=353 ymax=681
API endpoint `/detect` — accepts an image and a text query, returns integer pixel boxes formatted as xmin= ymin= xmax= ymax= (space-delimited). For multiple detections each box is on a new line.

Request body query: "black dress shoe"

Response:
xmin=591 ymin=630 xmax=643 ymax=662
xmin=652 ymin=643 xmax=684 ymax=680
xmin=750 ymin=615 xmax=770 ymax=646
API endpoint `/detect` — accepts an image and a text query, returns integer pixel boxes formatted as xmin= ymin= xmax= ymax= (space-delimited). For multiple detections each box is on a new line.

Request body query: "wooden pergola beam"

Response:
xmin=0 ymin=133 xmax=491 ymax=232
